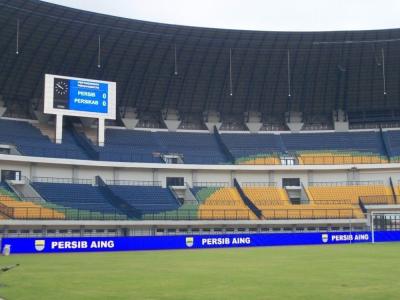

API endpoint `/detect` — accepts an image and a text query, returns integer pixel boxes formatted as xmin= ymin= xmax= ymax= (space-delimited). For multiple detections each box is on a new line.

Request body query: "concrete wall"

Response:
xmin=1 ymin=158 xmax=399 ymax=188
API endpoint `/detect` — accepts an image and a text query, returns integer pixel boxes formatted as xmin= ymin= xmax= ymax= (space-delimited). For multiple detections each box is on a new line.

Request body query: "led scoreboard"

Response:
xmin=44 ymin=74 xmax=116 ymax=119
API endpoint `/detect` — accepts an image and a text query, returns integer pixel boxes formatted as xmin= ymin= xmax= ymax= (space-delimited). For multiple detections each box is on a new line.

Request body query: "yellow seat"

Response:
xmin=199 ymin=188 xmax=257 ymax=220
xmin=243 ymin=186 xmax=364 ymax=219
xmin=237 ymin=156 xmax=281 ymax=165
xmin=298 ymin=152 xmax=387 ymax=165
xmin=307 ymin=185 xmax=393 ymax=205
xmin=0 ymin=196 xmax=65 ymax=219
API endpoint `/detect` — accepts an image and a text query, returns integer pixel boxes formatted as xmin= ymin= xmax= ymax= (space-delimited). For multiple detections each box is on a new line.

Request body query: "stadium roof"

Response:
xmin=1 ymin=0 xmax=400 ymax=122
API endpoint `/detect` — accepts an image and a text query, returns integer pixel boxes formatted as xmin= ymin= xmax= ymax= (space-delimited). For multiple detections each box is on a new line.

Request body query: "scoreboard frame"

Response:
xmin=44 ymin=74 xmax=116 ymax=120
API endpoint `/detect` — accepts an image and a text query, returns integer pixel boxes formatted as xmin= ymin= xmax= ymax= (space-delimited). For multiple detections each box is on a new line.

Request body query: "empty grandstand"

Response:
xmin=0 ymin=0 xmax=399 ymax=239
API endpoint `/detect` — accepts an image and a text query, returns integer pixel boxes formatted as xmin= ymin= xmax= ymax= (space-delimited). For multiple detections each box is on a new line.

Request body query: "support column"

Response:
xmin=98 ymin=118 xmax=105 ymax=147
xmin=55 ymin=114 xmax=63 ymax=144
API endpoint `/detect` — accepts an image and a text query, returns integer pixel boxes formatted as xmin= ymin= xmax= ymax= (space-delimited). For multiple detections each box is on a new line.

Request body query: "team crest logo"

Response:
xmin=35 ymin=240 xmax=45 ymax=251
xmin=321 ymin=234 xmax=329 ymax=243
xmin=185 ymin=237 xmax=194 ymax=248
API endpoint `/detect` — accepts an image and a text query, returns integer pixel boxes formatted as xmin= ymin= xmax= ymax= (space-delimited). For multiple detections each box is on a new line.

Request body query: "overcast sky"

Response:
xmin=43 ymin=0 xmax=400 ymax=32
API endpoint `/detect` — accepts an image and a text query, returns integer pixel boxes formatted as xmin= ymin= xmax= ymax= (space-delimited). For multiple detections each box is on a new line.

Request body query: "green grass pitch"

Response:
xmin=1 ymin=243 xmax=400 ymax=300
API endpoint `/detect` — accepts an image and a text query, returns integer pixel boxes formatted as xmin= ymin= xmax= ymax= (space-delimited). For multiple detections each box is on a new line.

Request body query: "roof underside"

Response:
xmin=1 ymin=0 xmax=400 ymax=119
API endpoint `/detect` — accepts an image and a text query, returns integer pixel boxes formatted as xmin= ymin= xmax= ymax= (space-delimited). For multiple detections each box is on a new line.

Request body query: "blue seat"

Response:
xmin=0 ymin=119 xmax=89 ymax=160
xmin=384 ymin=130 xmax=400 ymax=158
xmin=32 ymin=182 xmax=121 ymax=214
xmin=221 ymin=133 xmax=284 ymax=161
xmin=95 ymin=129 xmax=228 ymax=164
xmin=281 ymin=131 xmax=385 ymax=155
xmin=108 ymin=185 xmax=180 ymax=213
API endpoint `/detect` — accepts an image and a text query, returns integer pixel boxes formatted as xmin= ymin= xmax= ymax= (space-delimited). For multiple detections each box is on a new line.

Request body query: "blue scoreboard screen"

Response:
xmin=53 ymin=78 xmax=108 ymax=114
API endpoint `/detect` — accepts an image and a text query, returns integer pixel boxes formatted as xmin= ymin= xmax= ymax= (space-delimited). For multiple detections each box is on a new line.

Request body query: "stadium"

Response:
xmin=1 ymin=0 xmax=400 ymax=299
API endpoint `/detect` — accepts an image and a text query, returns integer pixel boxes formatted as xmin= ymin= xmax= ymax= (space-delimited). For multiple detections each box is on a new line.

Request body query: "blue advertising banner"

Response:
xmin=1 ymin=231 xmax=399 ymax=254
xmin=68 ymin=79 xmax=108 ymax=113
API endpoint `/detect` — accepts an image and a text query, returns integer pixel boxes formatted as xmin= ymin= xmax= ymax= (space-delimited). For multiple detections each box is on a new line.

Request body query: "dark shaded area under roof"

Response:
xmin=1 ymin=0 xmax=400 ymax=123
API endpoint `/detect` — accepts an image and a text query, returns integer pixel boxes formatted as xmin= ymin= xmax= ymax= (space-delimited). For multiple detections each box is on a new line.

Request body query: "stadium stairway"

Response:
xmin=379 ymin=128 xmax=391 ymax=162
xmin=213 ymin=126 xmax=235 ymax=164
xmin=31 ymin=179 xmax=128 ymax=220
xmin=95 ymin=176 xmax=142 ymax=218
xmin=68 ymin=123 xmax=100 ymax=160
xmin=0 ymin=119 xmax=90 ymax=160
xmin=98 ymin=177 xmax=185 ymax=218
xmin=239 ymin=183 xmax=365 ymax=219
xmin=383 ymin=130 xmax=400 ymax=162
xmin=233 ymin=179 xmax=262 ymax=218
xmin=195 ymin=184 xmax=259 ymax=220
xmin=4 ymin=117 xmax=400 ymax=165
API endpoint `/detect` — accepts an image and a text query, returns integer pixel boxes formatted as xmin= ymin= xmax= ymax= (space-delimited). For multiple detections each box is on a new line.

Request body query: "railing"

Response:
xmin=18 ymin=144 xmax=89 ymax=160
xmin=1 ymin=141 xmax=399 ymax=166
xmin=0 ymin=204 xmax=366 ymax=221
xmin=296 ymin=155 xmax=388 ymax=165
xmin=31 ymin=177 xmax=94 ymax=185
xmin=0 ymin=201 xmax=13 ymax=218
xmin=241 ymin=182 xmax=277 ymax=187
xmin=313 ymin=200 xmax=352 ymax=205
xmin=98 ymin=151 xmax=231 ymax=165
xmin=233 ymin=155 xmax=389 ymax=165
xmin=359 ymin=195 xmax=398 ymax=205
xmin=373 ymin=214 xmax=400 ymax=231
xmin=0 ymin=195 xmax=42 ymax=202
xmin=192 ymin=182 xmax=231 ymax=188
xmin=308 ymin=180 xmax=384 ymax=187
xmin=234 ymin=156 xmax=281 ymax=165
xmin=261 ymin=208 xmax=359 ymax=220
xmin=0 ymin=205 xmax=128 ymax=220
xmin=105 ymin=179 xmax=162 ymax=187
xmin=144 ymin=209 xmax=255 ymax=220
xmin=98 ymin=151 xmax=164 ymax=163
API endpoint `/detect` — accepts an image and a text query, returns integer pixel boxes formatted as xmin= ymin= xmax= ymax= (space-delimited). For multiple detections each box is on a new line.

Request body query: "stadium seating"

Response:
xmin=282 ymin=131 xmax=387 ymax=164
xmin=297 ymin=152 xmax=387 ymax=165
xmin=0 ymin=119 xmax=89 ymax=160
xmin=396 ymin=184 xmax=400 ymax=197
xmin=307 ymin=184 xmax=394 ymax=205
xmin=95 ymin=129 xmax=228 ymax=164
xmin=220 ymin=131 xmax=388 ymax=165
xmin=242 ymin=186 xmax=362 ymax=219
xmin=0 ymin=118 xmax=399 ymax=166
xmin=0 ymin=185 xmax=64 ymax=219
xmin=220 ymin=133 xmax=283 ymax=164
xmin=108 ymin=184 xmax=181 ymax=213
xmin=32 ymin=182 xmax=127 ymax=219
xmin=242 ymin=187 xmax=290 ymax=204
xmin=197 ymin=187 xmax=257 ymax=220
xmin=383 ymin=130 xmax=400 ymax=162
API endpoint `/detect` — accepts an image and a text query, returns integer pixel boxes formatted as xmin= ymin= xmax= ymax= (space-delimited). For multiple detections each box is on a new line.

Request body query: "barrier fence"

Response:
xmin=359 ymin=195 xmax=398 ymax=205
xmin=261 ymin=208 xmax=359 ymax=220
xmin=2 ymin=143 xmax=398 ymax=165
xmin=308 ymin=180 xmax=384 ymax=187
xmin=373 ymin=213 xmax=400 ymax=231
xmin=0 ymin=203 xmax=364 ymax=221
